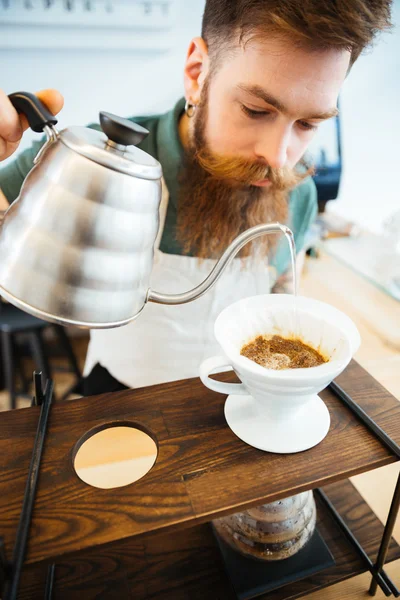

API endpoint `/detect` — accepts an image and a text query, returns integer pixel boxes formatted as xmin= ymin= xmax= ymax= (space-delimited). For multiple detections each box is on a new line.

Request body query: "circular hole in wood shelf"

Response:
xmin=73 ymin=423 xmax=158 ymax=489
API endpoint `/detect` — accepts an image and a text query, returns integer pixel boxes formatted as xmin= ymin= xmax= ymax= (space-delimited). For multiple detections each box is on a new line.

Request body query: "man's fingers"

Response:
xmin=18 ymin=114 xmax=29 ymax=132
xmin=35 ymin=89 xmax=64 ymax=118
xmin=0 ymin=136 xmax=7 ymax=158
xmin=0 ymin=137 xmax=20 ymax=161
xmin=0 ymin=88 xmax=23 ymax=143
xmin=19 ymin=89 xmax=64 ymax=133
xmin=0 ymin=88 xmax=64 ymax=161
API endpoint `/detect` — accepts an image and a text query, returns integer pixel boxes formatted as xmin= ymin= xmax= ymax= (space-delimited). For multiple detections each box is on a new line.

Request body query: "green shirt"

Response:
xmin=0 ymin=98 xmax=317 ymax=275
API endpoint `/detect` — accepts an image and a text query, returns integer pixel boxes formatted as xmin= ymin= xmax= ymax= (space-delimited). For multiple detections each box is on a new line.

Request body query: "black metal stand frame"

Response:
xmin=0 ymin=375 xmax=398 ymax=599
xmin=0 ymin=372 xmax=56 ymax=600
xmin=325 ymin=381 xmax=400 ymax=598
xmin=216 ymin=380 xmax=400 ymax=600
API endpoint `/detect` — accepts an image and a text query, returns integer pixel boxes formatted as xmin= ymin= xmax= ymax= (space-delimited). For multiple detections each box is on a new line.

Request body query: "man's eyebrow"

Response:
xmin=237 ymin=84 xmax=339 ymax=120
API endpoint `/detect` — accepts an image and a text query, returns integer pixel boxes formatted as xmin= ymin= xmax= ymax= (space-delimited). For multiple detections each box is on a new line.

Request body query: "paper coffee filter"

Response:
xmin=214 ymin=295 xmax=357 ymax=370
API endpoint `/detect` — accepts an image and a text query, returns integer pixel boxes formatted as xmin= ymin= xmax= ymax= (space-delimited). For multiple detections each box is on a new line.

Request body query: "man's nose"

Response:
xmin=254 ymin=125 xmax=290 ymax=169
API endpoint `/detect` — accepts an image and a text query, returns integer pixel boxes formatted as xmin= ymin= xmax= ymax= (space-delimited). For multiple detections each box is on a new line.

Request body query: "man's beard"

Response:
xmin=176 ymin=81 xmax=311 ymax=260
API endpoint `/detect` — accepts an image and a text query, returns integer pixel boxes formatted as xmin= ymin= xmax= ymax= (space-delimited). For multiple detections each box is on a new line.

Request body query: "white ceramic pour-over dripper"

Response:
xmin=200 ymin=295 xmax=361 ymax=453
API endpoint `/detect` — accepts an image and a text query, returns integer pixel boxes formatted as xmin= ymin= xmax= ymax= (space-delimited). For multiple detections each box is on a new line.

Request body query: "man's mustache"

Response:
xmin=195 ymin=148 xmax=311 ymax=190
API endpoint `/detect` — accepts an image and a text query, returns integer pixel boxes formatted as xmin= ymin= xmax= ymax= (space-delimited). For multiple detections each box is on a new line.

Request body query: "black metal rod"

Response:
xmin=3 ymin=379 xmax=54 ymax=600
xmin=44 ymin=563 xmax=56 ymax=600
xmin=316 ymin=488 xmax=398 ymax=597
xmin=329 ymin=381 xmax=400 ymax=460
xmin=369 ymin=472 xmax=400 ymax=596
xmin=0 ymin=537 xmax=10 ymax=597
xmin=33 ymin=371 xmax=44 ymax=407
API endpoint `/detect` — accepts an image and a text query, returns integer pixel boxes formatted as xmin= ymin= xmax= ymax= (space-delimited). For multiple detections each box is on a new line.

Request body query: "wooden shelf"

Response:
xmin=0 ymin=360 xmax=399 ymax=568
xmin=17 ymin=479 xmax=400 ymax=599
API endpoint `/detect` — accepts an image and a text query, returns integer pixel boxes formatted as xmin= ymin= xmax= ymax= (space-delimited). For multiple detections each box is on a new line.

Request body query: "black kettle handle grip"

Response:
xmin=99 ymin=111 xmax=149 ymax=147
xmin=8 ymin=91 xmax=58 ymax=133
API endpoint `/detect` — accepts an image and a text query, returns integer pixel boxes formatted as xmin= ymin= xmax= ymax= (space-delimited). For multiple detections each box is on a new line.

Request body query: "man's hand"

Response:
xmin=0 ymin=89 xmax=64 ymax=162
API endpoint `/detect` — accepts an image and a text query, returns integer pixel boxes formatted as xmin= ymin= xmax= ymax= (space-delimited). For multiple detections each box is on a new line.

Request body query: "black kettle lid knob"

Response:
xmin=99 ymin=111 xmax=149 ymax=147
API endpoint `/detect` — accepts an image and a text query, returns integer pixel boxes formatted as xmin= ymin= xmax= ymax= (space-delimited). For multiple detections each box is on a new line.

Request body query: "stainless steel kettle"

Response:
xmin=0 ymin=92 xmax=291 ymax=329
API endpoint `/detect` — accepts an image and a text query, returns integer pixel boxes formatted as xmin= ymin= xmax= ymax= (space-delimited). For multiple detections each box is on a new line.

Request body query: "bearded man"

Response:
xmin=0 ymin=0 xmax=392 ymax=396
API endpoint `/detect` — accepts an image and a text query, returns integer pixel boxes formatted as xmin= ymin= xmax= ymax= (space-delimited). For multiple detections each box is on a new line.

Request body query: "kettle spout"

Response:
xmin=147 ymin=222 xmax=294 ymax=306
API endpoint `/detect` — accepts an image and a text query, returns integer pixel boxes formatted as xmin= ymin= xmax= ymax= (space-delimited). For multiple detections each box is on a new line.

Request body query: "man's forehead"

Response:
xmin=237 ymin=33 xmax=351 ymax=74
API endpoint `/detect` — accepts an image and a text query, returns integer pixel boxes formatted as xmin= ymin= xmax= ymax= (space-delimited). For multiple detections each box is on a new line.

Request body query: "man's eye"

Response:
xmin=298 ymin=120 xmax=318 ymax=132
xmin=241 ymin=105 xmax=269 ymax=119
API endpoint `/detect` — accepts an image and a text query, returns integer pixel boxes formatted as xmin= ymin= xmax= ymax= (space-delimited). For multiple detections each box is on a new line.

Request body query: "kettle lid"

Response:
xmin=60 ymin=111 xmax=162 ymax=180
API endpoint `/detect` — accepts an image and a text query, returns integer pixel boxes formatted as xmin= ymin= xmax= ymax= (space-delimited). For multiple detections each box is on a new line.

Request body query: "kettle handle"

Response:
xmin=8 ymin=92 xmax=58 ymax=133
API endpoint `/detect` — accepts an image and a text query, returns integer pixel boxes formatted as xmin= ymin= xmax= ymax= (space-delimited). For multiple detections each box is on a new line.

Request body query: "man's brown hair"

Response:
xmin=202 ymin=0 xmax=392 ymax=66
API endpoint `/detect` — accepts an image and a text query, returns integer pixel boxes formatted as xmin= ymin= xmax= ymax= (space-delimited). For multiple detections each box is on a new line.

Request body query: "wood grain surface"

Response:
xmin=0 ymin=360 xmax=399 ymax=568
xmin=16 ymin=480 xmax=400 ymax=599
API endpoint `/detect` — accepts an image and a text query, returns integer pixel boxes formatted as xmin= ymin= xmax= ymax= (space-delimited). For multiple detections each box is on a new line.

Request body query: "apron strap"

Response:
xmin=154 ymin=177 xmax=170 ymax=251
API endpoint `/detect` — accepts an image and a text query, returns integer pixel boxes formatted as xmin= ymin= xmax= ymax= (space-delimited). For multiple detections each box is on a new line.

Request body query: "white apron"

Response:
xmin=84 ymin=181 xmax=277 ymax=388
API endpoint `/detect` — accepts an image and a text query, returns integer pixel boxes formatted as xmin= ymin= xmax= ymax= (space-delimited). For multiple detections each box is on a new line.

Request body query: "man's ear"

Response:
xmin=183 ymin=37 xmax=210 ymax=105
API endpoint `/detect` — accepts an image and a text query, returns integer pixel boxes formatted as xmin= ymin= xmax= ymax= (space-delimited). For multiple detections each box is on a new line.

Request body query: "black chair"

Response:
xmin=0 ymin=300 xmax=82 ymax=410
xmin=311 ymin=102 xmax=342 ymax=213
